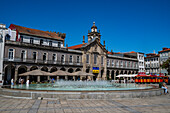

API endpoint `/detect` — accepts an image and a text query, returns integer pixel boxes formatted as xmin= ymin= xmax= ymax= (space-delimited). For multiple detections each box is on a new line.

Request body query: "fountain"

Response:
xmin=11 ymin=80 xmax=152 ymax=91
xmin=0 ymin=81 xmax=163 ymax=99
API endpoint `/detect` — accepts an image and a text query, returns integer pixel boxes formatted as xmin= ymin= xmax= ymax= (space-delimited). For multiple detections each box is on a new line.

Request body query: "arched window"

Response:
xmin=8 ymin=49 xmax=14 ymax=60
xmin=5 ymin=34 xmax=10 ymax=41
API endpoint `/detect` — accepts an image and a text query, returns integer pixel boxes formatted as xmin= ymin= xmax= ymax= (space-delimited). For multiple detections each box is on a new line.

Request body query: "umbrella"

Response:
xmin=19 ymin=69 xmax=55 ymax=76
xmin=52 ymin=70 xmax=70 ymax=76
xmin=71 ymin=71 xmax=94 ymax=76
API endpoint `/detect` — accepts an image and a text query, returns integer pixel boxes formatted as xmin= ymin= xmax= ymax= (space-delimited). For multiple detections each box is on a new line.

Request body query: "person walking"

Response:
xmin=11 ymin=78 xmax=14 ymax=86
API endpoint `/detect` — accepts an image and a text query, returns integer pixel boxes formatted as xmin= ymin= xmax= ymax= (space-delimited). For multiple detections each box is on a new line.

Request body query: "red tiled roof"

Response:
xmin=129 ymin=51 xmax=136 ymax=53
xmin=159 ymin=48 xmax=170 ymax=53
xmin=145 ymin=54 xmax=159 ymax=58
xmin=107 ymin=51 xmax=113 ymax=55
xmin=68 ymin=43 xmax=86 ymax=49
xmin=9 ymin=24 xmax=65 ymax=40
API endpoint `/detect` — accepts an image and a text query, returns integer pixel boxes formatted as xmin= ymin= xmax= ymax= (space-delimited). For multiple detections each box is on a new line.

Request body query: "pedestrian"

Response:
xmin=11 ymin=78 xmax=14 ymax=86
xmin=162 ymin=83 xmax=169 ymax=94
xmin=26 ymin=79 xmax=29 ymax=86
xmin=119 ymin=77 xmax=121 ymax=84
xmin=19 ymin=77 xmax=21 ymax=84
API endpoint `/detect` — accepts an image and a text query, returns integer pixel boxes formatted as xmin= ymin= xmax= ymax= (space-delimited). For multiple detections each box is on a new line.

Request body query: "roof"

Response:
xmin=68 ymin=43 xmax=86 ymax=49
xmin=9 ymin=24 xmax=65 ymax=40
xmin=107 ymin=51 xmax=113 ymax=55
xmin=159 ymin=48 xmax=170 ymax=53
xmin=145 ymin=54 xmax=159 ymax=58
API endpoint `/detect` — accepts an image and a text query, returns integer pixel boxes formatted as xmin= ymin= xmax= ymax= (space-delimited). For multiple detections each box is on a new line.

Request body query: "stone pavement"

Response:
xmin=0 ymin=93 xmax=170 ymax=113
xmin=0 ymin=85 xmax=170 ymax=113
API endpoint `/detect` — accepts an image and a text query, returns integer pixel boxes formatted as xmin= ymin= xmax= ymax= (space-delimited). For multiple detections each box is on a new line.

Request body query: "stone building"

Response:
xmin=0 ymin=22 xmax=138 ymax=84
xmin=145 ymin=53 xmax=160 ymax=74
xmin=158 ymin=47 xmax=170 ymax=75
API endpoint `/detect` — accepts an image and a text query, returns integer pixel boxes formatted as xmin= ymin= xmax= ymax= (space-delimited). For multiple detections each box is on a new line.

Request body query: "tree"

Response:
xmin=161 ymin=58 xmax=170 ymax=75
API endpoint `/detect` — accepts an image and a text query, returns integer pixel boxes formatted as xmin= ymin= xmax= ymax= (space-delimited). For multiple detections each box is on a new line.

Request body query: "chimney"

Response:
xmin=153 ymin=50 xmax=155 ymax=54
xmin=103 ymin=40 xmax=105 ymax=48
xmin=111 ymin=49 xmax=113 ymax=53
xmin=66 ymin=44 xmax=68 ymax=50
xmin=83 ymin=36 xmax=85 ymax=44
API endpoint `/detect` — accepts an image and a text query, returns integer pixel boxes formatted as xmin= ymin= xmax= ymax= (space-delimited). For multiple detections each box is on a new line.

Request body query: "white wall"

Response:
xmin=22 ymin=35 xmax=64 ymax=47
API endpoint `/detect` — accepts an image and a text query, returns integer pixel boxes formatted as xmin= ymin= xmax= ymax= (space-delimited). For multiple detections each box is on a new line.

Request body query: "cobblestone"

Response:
xmin=0 ymin=85 xmax=170 ymax=113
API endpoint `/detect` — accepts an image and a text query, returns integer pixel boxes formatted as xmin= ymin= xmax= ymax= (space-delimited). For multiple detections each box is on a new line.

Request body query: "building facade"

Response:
xmin=0 ymin=22 xmax=138 ymax=85
xmin=145 ymin=53 xmax=160 ymax=74
xmin=159 ymin=47 xmax=170 ymax=75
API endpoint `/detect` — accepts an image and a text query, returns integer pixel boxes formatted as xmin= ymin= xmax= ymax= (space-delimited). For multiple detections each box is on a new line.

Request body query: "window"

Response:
xmin=107 ymin=60 xmax=109 ymax=66
xmin=49 ymin=41 xmax=52 ymax=46
xmin=43 ymin=53 xmax=47 ymax=62
xmin=5 ymin=34 xmax=10 ymax=40
xmin=94 ymin=54 xmax=97 ymax=64
xmin=69 ymin=55 xmax=73 ymax=63
xmin=121 ymin=61 xmax=123 ymax=67
xmin=8 ymin=49 xmax=14 ymax=60
xmin=58 ymin=42 xmax=61 ymax=48
xmin=30 ymin=38 xmax=34 ymax=44
xmin=61 ymin=55 xmax=65 ymax=63
xmin=77 ymin=56 xmax=80 ymax=63
xmin=116 ymin=60 xmax=119 ymax=67
xmin=52 ymin=53 xmax=56 ymax=60
xmin=125 ymin=61 xmax=127 ymax=67
xmin=33 ymin=52 xmax=37 ymax=61
xmin=40 ymin=39 xmax=43 ymax=45
xmin=112 ymin=60 xmax=114 ymax=67
xmin=20 ymin=36 xmax=23 ymax=42
xmin=101 ymin=56 xmax=103 ymax=65
xmin=86 ymin=54 xmax=89 ymax=63
xmin=21 ymin=50 xmax=26 ymax=61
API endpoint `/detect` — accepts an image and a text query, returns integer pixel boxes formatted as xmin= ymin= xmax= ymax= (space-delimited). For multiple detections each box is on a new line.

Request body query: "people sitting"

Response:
xmin=162 ymin=83 xmax=169 ymax=94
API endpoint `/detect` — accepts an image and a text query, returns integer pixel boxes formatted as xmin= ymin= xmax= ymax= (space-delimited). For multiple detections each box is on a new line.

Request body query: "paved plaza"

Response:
xmin=0 ymin=88 xmax=170 ymax=113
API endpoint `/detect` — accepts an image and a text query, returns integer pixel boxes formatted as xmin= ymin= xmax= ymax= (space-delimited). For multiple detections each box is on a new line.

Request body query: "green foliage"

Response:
xmin=161 ymin=58 xmax=170 ymax=69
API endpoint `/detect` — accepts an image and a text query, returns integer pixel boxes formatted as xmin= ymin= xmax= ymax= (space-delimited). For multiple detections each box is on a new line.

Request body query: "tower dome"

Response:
xmin=91 ymin=22 xmax=97 ymax=32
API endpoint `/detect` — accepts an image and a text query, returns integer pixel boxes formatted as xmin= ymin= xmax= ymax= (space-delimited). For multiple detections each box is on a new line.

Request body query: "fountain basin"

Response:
xmin=0 ymin=81 xmax=164 ymax=99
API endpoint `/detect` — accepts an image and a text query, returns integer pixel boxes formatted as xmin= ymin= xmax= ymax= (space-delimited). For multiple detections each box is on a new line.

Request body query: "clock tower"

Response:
xmin=87 ymin=22 xmax=101 ymax=42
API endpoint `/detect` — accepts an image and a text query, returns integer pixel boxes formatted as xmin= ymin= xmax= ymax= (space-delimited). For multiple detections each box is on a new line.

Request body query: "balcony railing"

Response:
xmin=4 ymin=58 xmax=83 ymax=66
xmin=107 ymin=64 xmax=138 ymax=69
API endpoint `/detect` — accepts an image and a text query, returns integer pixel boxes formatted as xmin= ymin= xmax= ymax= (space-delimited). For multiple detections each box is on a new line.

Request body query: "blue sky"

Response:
xmin=0 ymin=0 xmax=169 ymax=54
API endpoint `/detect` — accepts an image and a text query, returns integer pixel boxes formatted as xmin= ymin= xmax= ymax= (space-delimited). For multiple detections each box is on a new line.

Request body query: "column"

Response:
xmin=73 ymin=76 xmax=75 ymax=81
xmin=37 ymin=76 xmax=40 ymax=83
xmin=26 ymin=76 xmax=29 ymax=80
xmin=114 ymin=70 xmax=116 ymax=80
xmin=47 ymin=76 xmax=50 ymax=81
xmin=109 ymin=72 xmax=112 ymax=79
xmin=14 ymin=69 xmax=18 ymax=83
xmin=57 ymin=76 xmax=59 ymax=81
xmin=65 ymin=76 xmax=68 ymax=80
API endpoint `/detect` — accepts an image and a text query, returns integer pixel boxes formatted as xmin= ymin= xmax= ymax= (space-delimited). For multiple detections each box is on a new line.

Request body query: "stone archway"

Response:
xmin=18 ymin=66 xmax=27 ymax=75
xmin=68 ymin=68 xmax=74 ymax=73
xmin=4 ymin=65 xmax=15 ymax=84
xmin=75 ymin=68 xmax=81 ymax=72
xmin=60 ymin=67 xmax=66 ymax=71
xmin=41 ymin=66 xmax=48 ymax=72
xmin=128 ymin=71 xmax=131 ymax=74
xmin=86 ymin=68 xmax=90 ymax=73
xmin=106 ymin=70 xmax=110 ymax=80
xmin=116 ymin=70 xmax=119 ymax=76
xmin=120 ymin=70 xmax=123 ymax=74
xmin=111 ymin=70 xmax=114 ymax=80
xmin=30 ymin=66 xmax=38 ymax=71
xmin=50 ymin=67 xmax=57 ymax=73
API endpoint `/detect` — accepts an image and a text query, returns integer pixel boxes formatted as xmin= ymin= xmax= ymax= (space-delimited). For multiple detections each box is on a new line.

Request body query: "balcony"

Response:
xmin=4 ymin=58 xmax=83 ymax=66
xmin=107 ymin=64 xmax=138 ymax=69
